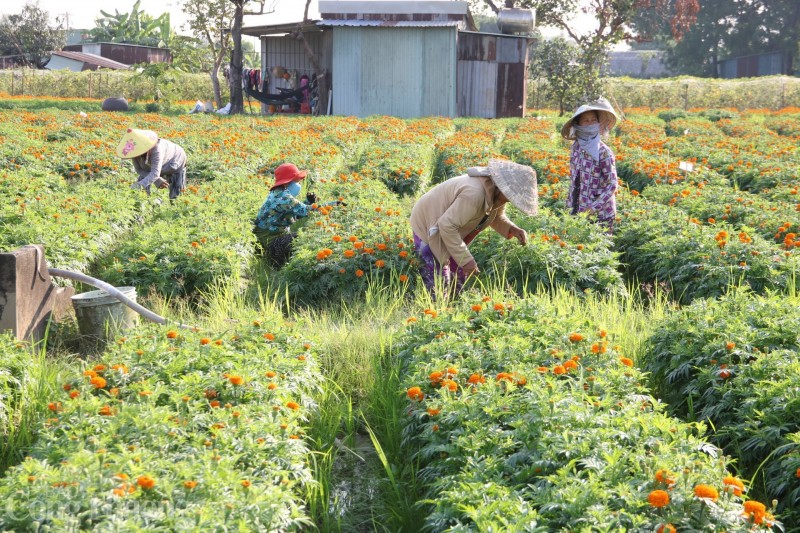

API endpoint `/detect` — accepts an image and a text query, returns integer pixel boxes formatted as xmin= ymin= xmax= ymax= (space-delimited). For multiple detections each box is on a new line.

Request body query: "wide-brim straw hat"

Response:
xmin=468 ymin=158 xmax=538 ymax=216
xmin=116 ymin=128 xmax=158 ymax=158
xmin=561 ymin=97 xmax=618 ymax=140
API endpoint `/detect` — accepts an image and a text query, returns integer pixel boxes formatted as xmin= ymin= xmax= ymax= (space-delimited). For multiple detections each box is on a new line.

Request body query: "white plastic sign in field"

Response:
xmin=679 ymin=161 xmax=694 ymax=172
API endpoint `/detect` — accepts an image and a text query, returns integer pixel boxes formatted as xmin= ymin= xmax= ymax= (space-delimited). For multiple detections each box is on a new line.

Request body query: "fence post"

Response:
xmin=683 ymin=84 xmax=689 ymax=110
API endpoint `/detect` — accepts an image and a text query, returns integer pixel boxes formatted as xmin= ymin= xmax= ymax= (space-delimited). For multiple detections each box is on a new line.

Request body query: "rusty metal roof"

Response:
xmin=49 ymin=51 xmax=130 ymax=70
xmin=321 ymin=20 xmax=462 ymax=28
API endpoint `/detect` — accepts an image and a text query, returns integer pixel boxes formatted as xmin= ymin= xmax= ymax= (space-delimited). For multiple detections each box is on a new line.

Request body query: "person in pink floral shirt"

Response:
xmin=561 ymin=98 xmax=619 ymax=233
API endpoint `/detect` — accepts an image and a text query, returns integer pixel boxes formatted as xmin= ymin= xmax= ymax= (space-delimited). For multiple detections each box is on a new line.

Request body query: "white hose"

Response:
xmin=48 ymin=268 xmax=197 ymax=331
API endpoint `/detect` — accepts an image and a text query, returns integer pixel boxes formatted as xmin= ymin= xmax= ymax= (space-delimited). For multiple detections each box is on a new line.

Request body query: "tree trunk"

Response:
xmin=210 ymin=66 xmax=222 ymax=109
xmin=229 ymin=3 xmax=244 ymax=114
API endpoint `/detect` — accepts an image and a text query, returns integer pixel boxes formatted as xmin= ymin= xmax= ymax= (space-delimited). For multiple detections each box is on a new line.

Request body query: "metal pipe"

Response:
xmin=48 ymin=268 xmax=197 ymax=331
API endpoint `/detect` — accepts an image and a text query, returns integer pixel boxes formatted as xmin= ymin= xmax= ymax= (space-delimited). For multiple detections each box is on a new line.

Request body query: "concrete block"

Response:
xmin=0 ymin=245 xmax=75 ymax=343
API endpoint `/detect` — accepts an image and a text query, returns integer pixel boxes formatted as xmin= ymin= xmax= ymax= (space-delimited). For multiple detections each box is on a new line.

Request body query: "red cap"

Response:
xmin=271 ymin=163 xmax=308 ymax=190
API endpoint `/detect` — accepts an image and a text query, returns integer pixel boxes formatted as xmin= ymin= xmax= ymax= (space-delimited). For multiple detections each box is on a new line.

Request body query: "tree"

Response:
xmin=182 ymin=0 xmax=235 ymax=108
xmin=530 ymin=37 xmax=585 ymax=114
xmin=88 ymin=0 xmax=174 ymax=47
xmin=0 ymin=1 xmax=66 ymax=68
xmin=471 ymin=0 xmax=699 ymax=98
xmin=289 ymin=0 xmax=327 ymax=116
xmin=639 ymin=0 xmax=797 ymax=77
xmin=228 ymin=0 xmax=278 ymax=115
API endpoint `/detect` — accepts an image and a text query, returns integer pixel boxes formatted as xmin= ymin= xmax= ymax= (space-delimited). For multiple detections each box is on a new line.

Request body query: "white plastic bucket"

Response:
xmin=71 ymin=287 xmax=139 ymax=343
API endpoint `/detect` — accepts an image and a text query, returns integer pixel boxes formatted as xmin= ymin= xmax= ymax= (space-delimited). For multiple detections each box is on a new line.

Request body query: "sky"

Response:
xmin=1 ymin=0 xmax=604 ymax=45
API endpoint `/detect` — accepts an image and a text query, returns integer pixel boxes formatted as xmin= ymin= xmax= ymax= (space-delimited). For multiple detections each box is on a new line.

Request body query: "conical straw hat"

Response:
xmin=116 ymin=128 xmax=158 ymax=158
xmin=488 ymin=158 xmax=538 ymax=216
xmin=561 ymin=97 xmax=618 ymax=140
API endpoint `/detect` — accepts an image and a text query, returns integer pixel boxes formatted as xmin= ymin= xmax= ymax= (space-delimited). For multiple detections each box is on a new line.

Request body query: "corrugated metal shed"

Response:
xmin=46 ymin=51 xmax=130 ymax=72
xmin=719 ymin=50 xmax=786 ymax=78
xmin=331 ymin=26 xmax=458 ymax=118
xmin=323 ymin=20 xmax=461 ymax=27
xmin=457 ymin=32 xmax=530 ymax=118
xmin=319 ymin=1 xmax=468 ymax=17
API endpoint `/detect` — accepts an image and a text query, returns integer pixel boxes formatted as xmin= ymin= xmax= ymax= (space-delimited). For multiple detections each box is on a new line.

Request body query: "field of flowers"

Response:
xmin=1 ymin=101 xmax=799 ymax=531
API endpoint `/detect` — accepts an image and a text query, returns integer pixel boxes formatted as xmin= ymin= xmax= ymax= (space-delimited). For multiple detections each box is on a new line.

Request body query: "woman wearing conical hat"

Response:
xmin=561 ymin=97 xmax=619 ymax=233
xmin=409 ymin=158 xmax=538 ymax=297
xmin=116 ymin=129 xmax=188 ymax=200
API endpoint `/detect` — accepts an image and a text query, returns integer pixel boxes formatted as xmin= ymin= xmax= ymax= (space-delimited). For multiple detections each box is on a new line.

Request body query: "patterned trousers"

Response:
xmin=413 ymin=233 xmax=467 ymax=297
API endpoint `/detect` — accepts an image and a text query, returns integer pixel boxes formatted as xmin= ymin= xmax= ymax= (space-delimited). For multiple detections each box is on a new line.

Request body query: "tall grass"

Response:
xmin=0 ymin=332 xmax=74 ymax=474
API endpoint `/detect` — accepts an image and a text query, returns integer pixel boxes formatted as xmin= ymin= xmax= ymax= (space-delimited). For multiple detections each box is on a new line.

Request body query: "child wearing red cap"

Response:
xmin=253 ymin=163 xmax=318 ymax=268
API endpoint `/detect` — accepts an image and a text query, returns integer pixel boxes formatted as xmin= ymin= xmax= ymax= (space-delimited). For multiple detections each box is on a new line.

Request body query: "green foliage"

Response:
xmin=529 ymin=37 xmax=585 ymax=115
xmin=88 ymin=0 xmax=174 ymax=48
xmin=395 ymin=294 xmax=769 ymax=531
xmin=641 ymin=290 xmax=800 ymax=523
xmin=0 ymin=322 xmax=321 ymax=530
xmin=0 ymin=3 xmax=66 ymax=68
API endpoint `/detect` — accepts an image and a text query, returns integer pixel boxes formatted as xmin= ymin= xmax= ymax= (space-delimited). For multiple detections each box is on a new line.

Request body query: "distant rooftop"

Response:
xmin=48 ymin=51 xmax=130 ymax=70
xmin=318 ymin=1 xmax=468 ymax=16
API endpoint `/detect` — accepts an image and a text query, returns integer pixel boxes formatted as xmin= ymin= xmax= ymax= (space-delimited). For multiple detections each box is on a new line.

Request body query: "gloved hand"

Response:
xmin=306 ymin=192 xmax=318 ymax=205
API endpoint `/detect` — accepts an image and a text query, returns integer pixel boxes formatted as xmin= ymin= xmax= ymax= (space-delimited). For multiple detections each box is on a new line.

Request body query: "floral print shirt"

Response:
xmin=566 ymin=141 xmax=617 ymax=222
xmin=254 ymin=187 xmax=311 ymax=232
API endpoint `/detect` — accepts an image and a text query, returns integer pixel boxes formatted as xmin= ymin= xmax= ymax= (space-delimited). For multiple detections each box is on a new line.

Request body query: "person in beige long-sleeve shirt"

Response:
xmin=409 ymin=158 xmax=538 ymax=296
xmin=116 ymin=128 xmax=188 ymax=200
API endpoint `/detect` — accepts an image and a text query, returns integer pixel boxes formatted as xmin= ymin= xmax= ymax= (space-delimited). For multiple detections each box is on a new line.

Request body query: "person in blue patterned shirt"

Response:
xmin=561 ymin=98 xmax=619 ymax=234
xmin=253 ymin=163 xmax=318 ymax=268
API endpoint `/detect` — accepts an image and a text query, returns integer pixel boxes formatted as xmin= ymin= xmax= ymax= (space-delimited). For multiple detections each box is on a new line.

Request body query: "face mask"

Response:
xmin=286 ymin=181 xmax=302 ymax=197
xmin=573 ymin=123 xmax=600 ymax=140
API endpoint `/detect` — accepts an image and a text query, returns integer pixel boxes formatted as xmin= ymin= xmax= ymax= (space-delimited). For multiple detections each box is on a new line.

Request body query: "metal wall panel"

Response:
xmin=332 ymin=27 xmax=456 ymax=118
xmin=495 ymin=63 xmax=526 ymax=117
xmin=457 ymin=60 xmax=497 ymax=117
xmin=496 ymin=37 xmax=527 ymax=64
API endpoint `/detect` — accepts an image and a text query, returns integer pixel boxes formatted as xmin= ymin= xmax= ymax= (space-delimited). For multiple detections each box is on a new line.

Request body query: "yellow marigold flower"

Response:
xmin=648 ymin=489 xmax=670 ymax=508
xmin=694 ymin=484 xmax=719 ymax=501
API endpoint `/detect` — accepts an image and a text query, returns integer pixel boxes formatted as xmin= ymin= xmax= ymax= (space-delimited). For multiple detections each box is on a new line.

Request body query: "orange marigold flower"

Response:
xmin=200 ymin=337 xmax=211 ymax=345
xmin=241 ymin=480 xmax=251 ymax=488
xmin=210 ymin=400 xmax=221 ymax=408
xmin=537 ymin=366 xmax=549 ymax=373
xmin=427 ymin=407 xmax=440 ymax=416
xmin=98 ymin=405 xmax=115 ymax=416
xmin=568 ymin=332 xmax=584 ymax=342
xmin=183 ymin=480 xmax=198 ymax=489
xmin=355 ymin=269 xmax=364 ymax=277
xmin=137 ymin=476 xmax=156 ymax=490
xmin=722 ymin=475 xmax=745 ymax=496
xmin=263 ymin=333 xmax=275 ymax=341
xmin=375 ymin=259 xmax=386 ymax=268
xmin=62 ymin=383 xmax=72 ymax=391
xmin=467 ymin=373 xmax=485 ymax=385
xmin=619 ymin=357 xmax=634 ymax=367
xmin=407 ymin=386 xmax=424 ymax=401
xmin=471 ymin=304 xmax=483 ymax=312
xmin=496 ymin=372 xmax=513 ymax=382
xmin=332 ymin=235 xmax=342 ymax=243
xmin=229 ymin=375 xmax=244 ymax=386
xmin=48 ymin=402 xmax=61 ymax=412
xmin=90 ymin=376 xmax=107 ymax=389
xmin=563 ymin=360 xmax=578 ymax=371
xmin=725 ymin=341 xmax=735 ymax=351
xmin=429 ymin=371 xmax=444 ymax=384
xmin=440 ymin=379 xmax=457 ymax=392
xmin=166 ymin=330 xmax=178 ymax=339
xmin=286 ymin=401 xmax=300 ymax=410
xmin=656 ymin=525 xmax=676 ymax=533
xmin=694 ymin=484 xmax=719 ymax=501
xmin=399 ymin=274 xmax=409 ymax=282
xmin=742 ymin=500 xmax=767 ymax=524
xmin=553 ymin=365 xmax=566 ymax=375
xmin=648 ymin=489 xmax=670 ymax=508
xmin=83 ymin=369 xmax=97 ymax=378
xmin=69 ymin=390 xmax=80 ymax=399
